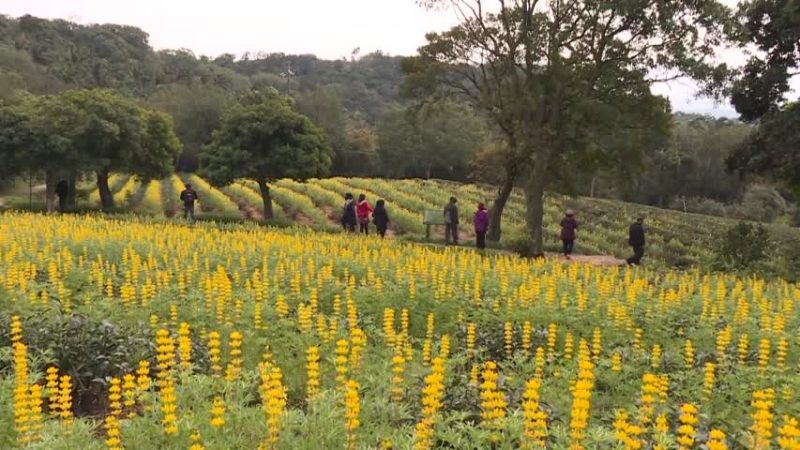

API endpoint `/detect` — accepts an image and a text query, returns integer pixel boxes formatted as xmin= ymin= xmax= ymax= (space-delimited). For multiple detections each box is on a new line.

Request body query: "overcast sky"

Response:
xmin=4 ymin=0 xmax=797 ymax=117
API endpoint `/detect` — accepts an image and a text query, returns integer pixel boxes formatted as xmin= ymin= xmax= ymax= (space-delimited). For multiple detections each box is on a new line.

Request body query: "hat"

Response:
xmin=565 ymin=209 xmax=575 ymax=216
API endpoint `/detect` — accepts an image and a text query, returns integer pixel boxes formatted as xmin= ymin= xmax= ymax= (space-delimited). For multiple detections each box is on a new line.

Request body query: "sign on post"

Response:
xmin=423 ymin=209 xmax=445 ymax=240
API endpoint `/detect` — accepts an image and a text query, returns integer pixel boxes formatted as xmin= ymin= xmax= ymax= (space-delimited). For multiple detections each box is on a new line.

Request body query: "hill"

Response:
xmin=4 ymin=175 xmax=798 ymax=271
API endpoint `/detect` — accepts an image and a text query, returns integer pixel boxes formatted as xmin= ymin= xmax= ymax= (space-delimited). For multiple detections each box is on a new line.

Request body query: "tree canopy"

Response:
xmin=200 ymin=90 xmax=333 ymax=219
xmin=409 ymin=0 xmax=729 ymax=254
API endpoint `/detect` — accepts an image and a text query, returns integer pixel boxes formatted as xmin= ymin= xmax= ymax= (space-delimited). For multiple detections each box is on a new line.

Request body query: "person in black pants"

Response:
xmin=341 ymin=193 xmax=357 ymax=232
xmin=179 ymin=183 xmax=199 ymax=220
xmin=560 ymin=209 xmax=578 ymax=259
xmin=626 ymin=216 xmax=646 ymax=265
xmin=372 ymin=200 xmax=390 ymax=238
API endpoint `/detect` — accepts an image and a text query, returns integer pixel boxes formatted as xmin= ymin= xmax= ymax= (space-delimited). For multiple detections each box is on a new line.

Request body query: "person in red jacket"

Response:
xmin=356 ymin=194 xmax=373 ymax=235
xmin=560 ymin=209 xmax=578 ymax=259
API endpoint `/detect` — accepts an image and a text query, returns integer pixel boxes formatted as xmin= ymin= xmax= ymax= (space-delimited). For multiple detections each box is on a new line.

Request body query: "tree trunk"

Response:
xmin=523 ymin=171 xmax=547 ymax=258
xmin=45 ymin=171 xmax=58 ymax=213
xmin=96 ymin=170 xmax=115 ymax=212
xmin=589 ymin=176 xmax=597 ymax=198
xmin=257 ymin=178 xmax=274 ymax=220
xmin=487 ymin=174 xmax=514 ymax=242
xmin=66 ymin=177 xmax=77 ymax=211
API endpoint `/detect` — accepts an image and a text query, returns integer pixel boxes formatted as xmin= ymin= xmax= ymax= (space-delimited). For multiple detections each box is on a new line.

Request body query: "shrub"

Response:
xmin=737 ymin=184 xmax=788 ymax=223
xmin=714 ymin=222 xmax=772 ymax=271
xmin=670 ymin=197 xmax=729 ymax=218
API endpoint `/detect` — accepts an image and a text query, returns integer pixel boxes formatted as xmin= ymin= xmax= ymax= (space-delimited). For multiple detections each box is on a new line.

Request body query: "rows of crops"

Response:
xmin=0 ymin=212 xmax=798 ymax=449
xmin=81 ymin=175 xmax=800 ymax=264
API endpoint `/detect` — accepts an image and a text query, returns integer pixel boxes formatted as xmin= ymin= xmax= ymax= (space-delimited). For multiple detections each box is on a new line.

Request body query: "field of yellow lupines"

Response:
xmin=1 ymin=211 xmax=798 ymax=449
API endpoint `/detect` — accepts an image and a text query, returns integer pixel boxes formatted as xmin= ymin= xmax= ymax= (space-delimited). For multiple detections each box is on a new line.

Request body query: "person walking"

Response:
xmin=179 ymin=183 xmax=199 ymax=220
xmin=341 ymin=193 xmax=357 ymax=232
xmin=373 ymin=199 xmax=390 ymax=238
xmin=474 ymin=203 xmax=489 ymax=250
xmin=626 ymin=216 xmax=646 ymax=265
xmin=443 ymin=196 xmax=460 ymax=245
xmin=356 ymin=194 xmax=373 ymax=235
xmin=560 ymin=209 xmax=578 ymax=259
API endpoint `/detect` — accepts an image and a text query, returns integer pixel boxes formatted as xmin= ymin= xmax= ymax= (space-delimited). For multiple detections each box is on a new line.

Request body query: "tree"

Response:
xmin=55 ymin=89 xmax=181 ymax=211
xmin=728 ymin=0 xmax=800 ymax=191
xmin=377 ymin=101 xmax=486 ymax=179
xmin=200 ymin=90 xmax=333 ymax=219
xmin=0 ymin=95 xmax=86 ymax=212
xmin=409 ymin=0 xmax=729 ymax=256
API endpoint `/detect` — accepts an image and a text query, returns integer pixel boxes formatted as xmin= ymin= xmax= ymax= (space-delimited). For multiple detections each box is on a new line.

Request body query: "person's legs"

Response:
xmin=452 ymin=224 xmax=459 ymax=244
xmin=189 ymin=205 xmax=195 ymax=221
xmin=378 ymin=227 xmax=386 ymax=238
xmin=567 ymin=240 xmax=575 ymax=255
xmin=477 ymin=231 xmax=486 ymax=249
xmin=635 ymin=245 xmax=644 ymax=264
xmin=445 ymin=224 xmax=452 ymax=244
xmin=562 ymin=240 xmax=569 ymax=256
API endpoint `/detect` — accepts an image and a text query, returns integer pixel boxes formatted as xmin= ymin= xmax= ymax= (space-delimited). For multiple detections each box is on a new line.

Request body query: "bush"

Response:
xmin=737 ymin=184 xmax=788 ymax=223
xmin=714 ymin=222 xmax=772 ymax=271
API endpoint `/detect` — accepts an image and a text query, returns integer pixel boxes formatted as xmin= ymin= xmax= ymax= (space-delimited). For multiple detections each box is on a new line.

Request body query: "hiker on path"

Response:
xmin=179 ymin=183 xmax=199 ymax=220
xmin=373 ymin=199 xmax=390 ymax=238
xmin=356 ymin=194 xmax=373 ymax=235
xmin=341 ymin=193 xmax=357 ymax=232
xmin=443 ymin=196 xmax=459 ymax=245
xmin=626 ymin=216 xmax=646 ymax=265
xmin=560 ymin=209 xmax=578 ymax=259
xmin=474 ymin=203 xmax=489 ymax=250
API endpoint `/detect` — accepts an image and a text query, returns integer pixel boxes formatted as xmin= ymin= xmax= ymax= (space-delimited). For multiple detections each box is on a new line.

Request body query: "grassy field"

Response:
xmin=3 ymin=175 xmax=800 ymax=267
xmin=0 ymin=212 xmax=798 ymax=449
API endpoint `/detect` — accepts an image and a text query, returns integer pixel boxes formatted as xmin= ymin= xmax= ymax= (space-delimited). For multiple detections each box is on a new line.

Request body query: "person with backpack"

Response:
xmin=372 ymin=199 xmax=390 ymax=238
xmin=560 ymin=209 xmax=578 ymax=259
xmin=626 ymin=216 xmax=646 ymax=265
xmin=341 ymin=193 xmax=356 ymax=232
xmin=179 ymin=183 xmax=199 ymax=220
xmin=356 ymin=194 xmax=374 ymax=235
xmin=474 ymin=203 xmax=489 ymax=250
xmin=443 ymin=196 xmax=459 ymax=245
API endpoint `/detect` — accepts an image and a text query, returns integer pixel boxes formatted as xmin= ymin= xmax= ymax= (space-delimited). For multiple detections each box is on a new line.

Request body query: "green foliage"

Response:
xmin=714 ymin=221 xmax=772 ymax=270
xmin=377 ymin=101 xmax=487 ymax=179
xmin=200 ymin=90 xmax=332 ymax=186
xmin=738 ymin=183 xmax=788 ymax=222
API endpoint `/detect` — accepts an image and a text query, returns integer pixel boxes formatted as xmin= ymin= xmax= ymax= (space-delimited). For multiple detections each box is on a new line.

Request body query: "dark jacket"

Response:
xmin=560 ymin=217 xmax=578 ymax=240
xmin=629 ymin=222 xmax=645 ymax=246
xmin=342 ymin=199 xmax=357 ymax=225
xmin=180 ymin=188 xmax=198 ymax=206
xmin=444 ymin=202 xmax=459 ymax=225
xmin=474 ymin=208 xmax=489 ymax=232
xmin=373 ymin=205 xmax=390 ymax=229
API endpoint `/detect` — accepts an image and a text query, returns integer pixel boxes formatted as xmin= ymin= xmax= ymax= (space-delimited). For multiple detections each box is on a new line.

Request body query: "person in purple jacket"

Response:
xmin=474 ymin=203 xmax=489 ymax=250
xmin=560 ymin=209 xmax=578 ymax=259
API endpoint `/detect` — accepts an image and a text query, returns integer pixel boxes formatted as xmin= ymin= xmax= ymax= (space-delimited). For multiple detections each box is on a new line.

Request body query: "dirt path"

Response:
xmin=320 ymin=205 xmax=342 ymax=228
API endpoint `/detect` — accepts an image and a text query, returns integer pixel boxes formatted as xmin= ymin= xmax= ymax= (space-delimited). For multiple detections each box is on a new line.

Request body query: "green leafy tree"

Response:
xmin=200 ymin=90 xmax=333 ymax=219
xmin=0 ymin=95 xmax=86 ymax=212
xmin=728 ymin=0 xmax=799 ymax=191
xmin=409 ymin=0 xmax=729 ymax=256
xmin=55 ymin=89 xmax=182 ymax=211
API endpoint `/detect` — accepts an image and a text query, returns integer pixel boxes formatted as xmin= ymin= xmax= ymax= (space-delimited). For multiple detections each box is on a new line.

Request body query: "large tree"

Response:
xmin=200 ymin=90 xmax=333 ymax=219
xmin=728 ymin=0 xmax=800 ymax=191
xmin=0 ymin=95 xmax=86 ymax=212
xmin=56 ymin=89 xmax=182 ymax=211
xmin=408 ymin=0 xmax=729 ymax=256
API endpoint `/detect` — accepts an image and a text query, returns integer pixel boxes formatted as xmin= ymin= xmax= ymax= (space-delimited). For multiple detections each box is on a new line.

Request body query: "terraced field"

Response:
xmin=77 ymin=175 xmax=800 ymax=266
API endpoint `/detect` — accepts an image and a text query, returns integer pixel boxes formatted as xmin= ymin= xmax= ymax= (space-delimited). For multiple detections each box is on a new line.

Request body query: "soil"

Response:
xmin=547 ymin=253 xmax=626 ymax=266
xmin=294 ymin=212 xmax=315 ymax=227
xmin=320 ymin=205 xmax=342 ymax=227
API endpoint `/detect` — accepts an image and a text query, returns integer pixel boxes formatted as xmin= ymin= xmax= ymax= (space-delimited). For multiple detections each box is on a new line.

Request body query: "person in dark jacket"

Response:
xmin=560 ymin=209 xmax=578 ymax=259
xmin=372 ymin=199 xmax=390 ymax=238
xmin=474 ymin=203 xmax=489 ymax=249
xmin=443 ymin=196 xmax=459 ymax=245
xmin=55 ymin=180 xmax=69 ymax=213
xmin=341 ymin=193 xmax=357 ymax=232
xmin=626 ymin=216 xmax=646 ymax=265
xmin=179 ymin=183 xmax=199 ymax=220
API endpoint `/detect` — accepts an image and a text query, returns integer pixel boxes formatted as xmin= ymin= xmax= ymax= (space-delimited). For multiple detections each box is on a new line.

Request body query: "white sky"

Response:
xmin=3 ymin=0 xmax=797 ymax=117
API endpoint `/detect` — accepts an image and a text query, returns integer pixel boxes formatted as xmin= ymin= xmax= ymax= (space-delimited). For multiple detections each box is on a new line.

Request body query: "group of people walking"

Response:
xmin=181 ymin=183 xmax=646 ymax=266
xmin=341 ymin=193 xmax=390 ymax=237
